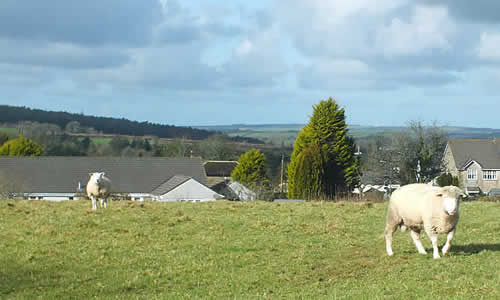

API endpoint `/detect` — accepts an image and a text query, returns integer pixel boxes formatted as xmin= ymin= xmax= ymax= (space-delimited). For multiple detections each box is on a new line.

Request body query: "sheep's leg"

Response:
xmin=410 ymin=230 xmax=427 ymax=254
xmin=384 ymin=223 xmax=398 ymax=256
xmin=424 ymin=228 xmax=440 ymax=259
xmin=103 ymin=198 xmax=107 ymax=209
xmin=100 ymin=198 xmax=104 ymax=208
xmin=442 ymin=228 xmax=456 ymax=255
xmin=430 ymin=234 xmax=440 ymax=259
xmin=91 ymin=196 xmax=97 ymax=211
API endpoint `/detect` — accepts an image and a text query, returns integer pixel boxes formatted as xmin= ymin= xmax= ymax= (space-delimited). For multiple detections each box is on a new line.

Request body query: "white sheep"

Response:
xmin=86 ymin=172 xmax=112 ymax=211
xmin=384 ymin=183 xmax=466 ymax=259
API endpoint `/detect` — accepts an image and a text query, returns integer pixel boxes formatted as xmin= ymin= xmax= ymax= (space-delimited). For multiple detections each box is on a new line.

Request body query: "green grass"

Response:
xmin=90 ymin=137 xmax=112 ymax=145
xmin=0 ymin=127 xmax=20 ymax=135
xmin=1 ymin=200 xmax=499 ymax=299
xmin=228 ymin=131 xmax=298 ymax=145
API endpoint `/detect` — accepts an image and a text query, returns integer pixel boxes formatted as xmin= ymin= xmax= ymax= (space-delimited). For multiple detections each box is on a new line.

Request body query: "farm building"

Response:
xmin=204 ymin=160 xmax=238 ymax=187
xmin=0 ymin=157 xmax=221 ymax=202
xmin=443 ymin=138 xmax=500 ymax=195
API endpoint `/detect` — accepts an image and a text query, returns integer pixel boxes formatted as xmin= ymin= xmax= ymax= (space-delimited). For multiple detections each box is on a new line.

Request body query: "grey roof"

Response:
xmin=448 ymin=138 xmax=500 ymax=170
xmin=0 ymin=157 xmax=207 ymax=194
xmin=151 ymin=175 xmax=191 ymax=196
xmin=204 ymin=161 xmax=238 ymax=177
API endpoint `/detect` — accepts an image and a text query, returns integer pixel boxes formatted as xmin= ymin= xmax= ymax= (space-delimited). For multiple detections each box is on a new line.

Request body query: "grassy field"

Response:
xmin=0 ymin=127 xmax=20 ymax=136
xmin=1 ymin=200 xmax=499 ymax=299
xmin=87 ymin=137 xmax=113 ymax=145
xmin=202 ymin=124 xmax=500 ymax=146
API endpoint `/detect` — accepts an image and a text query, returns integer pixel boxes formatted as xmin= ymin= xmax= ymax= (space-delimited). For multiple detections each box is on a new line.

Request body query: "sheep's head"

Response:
xmin=89 ymin=172 xmax=106 ymax=184
xmin=436 ymin=186 xmax=466 ymax=216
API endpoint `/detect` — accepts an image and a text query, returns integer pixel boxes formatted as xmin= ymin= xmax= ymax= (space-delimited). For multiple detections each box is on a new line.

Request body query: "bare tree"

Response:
xmin=362 ymin=121 xmax=448 ymax=186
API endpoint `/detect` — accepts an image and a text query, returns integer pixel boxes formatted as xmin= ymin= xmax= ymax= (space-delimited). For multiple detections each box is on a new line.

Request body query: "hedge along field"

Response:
xmin=0 ymin=200 xmax=499 ymax=299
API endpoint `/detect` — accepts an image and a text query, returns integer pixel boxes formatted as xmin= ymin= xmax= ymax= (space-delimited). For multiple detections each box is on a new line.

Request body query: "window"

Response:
xmin=467 ymin=169 xmax=477 ymax=180
xmin=483 ymin=170 xmax=497 ymax=181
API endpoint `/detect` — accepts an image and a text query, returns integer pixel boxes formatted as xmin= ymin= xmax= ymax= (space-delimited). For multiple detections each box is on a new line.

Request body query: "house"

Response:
xmin=0 ymin=156 xmax=221 ymax=202
xmin=226 ymin=181 xmax=257 ymax=201
xmin=442 ymin=138 xmax=500 ymax=195
xmin=151 ymin=175 xmax=222 ymax=202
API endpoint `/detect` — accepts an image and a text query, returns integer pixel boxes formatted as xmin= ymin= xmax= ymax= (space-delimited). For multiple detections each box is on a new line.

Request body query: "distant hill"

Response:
xmin=195 ymin=123 xmax=500 ymax=145
xmin=0 ymin=105 xmax=216 ymax=140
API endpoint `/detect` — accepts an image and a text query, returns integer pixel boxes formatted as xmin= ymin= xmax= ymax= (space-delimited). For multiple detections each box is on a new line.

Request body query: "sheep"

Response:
xmin=86 ymin=172 xmax=112 ymax=211
xmin=384 ymin=183 xmax=466 ymax=259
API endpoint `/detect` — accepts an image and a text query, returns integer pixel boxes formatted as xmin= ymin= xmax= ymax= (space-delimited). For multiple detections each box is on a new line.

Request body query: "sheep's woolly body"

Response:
xmin=86 ymin=172 xmax=112 ymax=211
xmin=385 ymin=183 xmax=464 ymax=259
xmin=389 ymin=184 xmax=459 ymax=232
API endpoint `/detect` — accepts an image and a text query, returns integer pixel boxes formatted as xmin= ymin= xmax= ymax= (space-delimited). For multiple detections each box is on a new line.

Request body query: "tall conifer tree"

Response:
xmin=288 ymin=98 xmax=359 ymax=199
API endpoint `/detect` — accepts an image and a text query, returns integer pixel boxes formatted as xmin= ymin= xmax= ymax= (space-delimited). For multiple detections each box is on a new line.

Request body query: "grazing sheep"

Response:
xmin=385 ymin=183 xmax=466 ymax=259
xmin=86 ymin=172 xmax=112 ymax=211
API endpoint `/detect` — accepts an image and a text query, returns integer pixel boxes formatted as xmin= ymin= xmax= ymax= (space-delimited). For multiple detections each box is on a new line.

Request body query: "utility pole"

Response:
xmin=280 ymin=153 xmax=284 ymax=193
xmin=416 ymin=160 xmax=421 ymax=183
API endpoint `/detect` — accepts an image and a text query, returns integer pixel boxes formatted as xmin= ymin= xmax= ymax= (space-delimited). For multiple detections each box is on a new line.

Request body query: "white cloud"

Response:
xmin=277 ymin=0 xmax=407 ymax=58
xmin=235 ymin=39 xmax=253 ymax=57
xmin=0 ymin=39 xmax=129 ymax=69
xmin=1 ymin=0 xmax=500 ymax=127
xmin=290 ymin=0 xmax=403 ymax=24
xmin=319 ymin=59 xmax=371 ymax=75
xmin=478 ymin=32 xmax=500 ymax=61
xmin=221 ymin=26 xmax=289 ymax=88
xmin=376 ymin=5 xmax=454 ymax=56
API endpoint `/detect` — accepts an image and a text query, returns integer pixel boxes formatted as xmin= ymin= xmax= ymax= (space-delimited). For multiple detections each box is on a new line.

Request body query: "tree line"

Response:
xmin=0 ymin=105 xmax=215 ymax=140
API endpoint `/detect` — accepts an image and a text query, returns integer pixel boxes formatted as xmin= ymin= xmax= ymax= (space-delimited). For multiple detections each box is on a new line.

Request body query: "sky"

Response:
xmin=1 ymin=0 xmax=500 ymax=128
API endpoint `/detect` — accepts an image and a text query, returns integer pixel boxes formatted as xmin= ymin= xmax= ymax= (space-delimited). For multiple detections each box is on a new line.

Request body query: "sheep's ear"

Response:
xmin=102 ymin=172 xmax=106 ymax=176
xmin=436 ymin=193 xmax=443 ymax=197
xmin=89 ymin=173 xmax=93 ymax=177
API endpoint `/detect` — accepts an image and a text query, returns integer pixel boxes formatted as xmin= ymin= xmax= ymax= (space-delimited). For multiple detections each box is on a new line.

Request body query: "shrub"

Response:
xmin=436 ymin=173 xmax=459 ymax=187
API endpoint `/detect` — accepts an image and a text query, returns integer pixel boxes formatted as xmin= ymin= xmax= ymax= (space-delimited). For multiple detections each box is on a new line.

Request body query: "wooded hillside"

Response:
xmin=0 ymin=105 xmax=213 ymax=140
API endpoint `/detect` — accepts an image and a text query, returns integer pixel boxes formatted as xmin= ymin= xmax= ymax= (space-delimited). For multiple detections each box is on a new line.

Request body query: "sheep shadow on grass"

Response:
xmin=450 ymin=243 xmax=500 ymax=255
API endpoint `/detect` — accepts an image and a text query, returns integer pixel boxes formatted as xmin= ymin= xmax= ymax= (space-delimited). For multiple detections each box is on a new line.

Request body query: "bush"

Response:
xmin=477 ymin=195 xmax=500 ymax=202
xmin=231 ymin=149 xmax=268 ymax=188
xmin=0 ymin=135 xmax=43 ymax=156
xmin=436 ymin=173 xmax=459 ymax=187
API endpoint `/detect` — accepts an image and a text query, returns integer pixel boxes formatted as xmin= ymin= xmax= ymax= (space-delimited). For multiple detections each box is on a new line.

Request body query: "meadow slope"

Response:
xmin=1 ymin=200 xmax=499 ymax=299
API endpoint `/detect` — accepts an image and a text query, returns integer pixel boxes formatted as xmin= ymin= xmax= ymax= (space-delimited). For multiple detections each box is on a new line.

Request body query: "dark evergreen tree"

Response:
xmin=143 ymin=139 xmax=152 ymax=151
xmin=80 ymin=137 xmax=91 ymax=151
xmin=0 ymin=133 xmax=9 ymax=146
xmin=109 ymin=136 xmax=130 ymax=154
xmin=436 ymin=173 xmax=459 ymax=187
